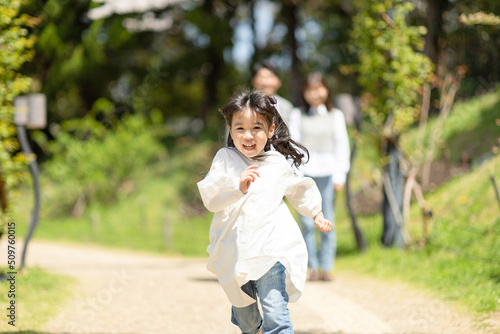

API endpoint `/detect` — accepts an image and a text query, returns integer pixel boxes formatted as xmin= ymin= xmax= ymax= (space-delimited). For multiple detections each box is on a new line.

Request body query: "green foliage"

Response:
xmin=36 ymin=108 xmax=167 ymax=216
xmin=21 ymin=0 xmax=133 ymax=121
xmin=14 ymin=140 xmax=218 ymax=256
xmin=0 ymin=0 xmax=37 ymax=224
xmin=351 ymin=0 xmax=433 ymax=136
xmin=169 ymin=138 xmax=220 ymax=214
xmin=21 ymin=0 xmax=240 ymax=134
xmin=437 ymin=1 xmax=500 ymax=97
xmin=299 ymin=1 xmax=359 ymax=94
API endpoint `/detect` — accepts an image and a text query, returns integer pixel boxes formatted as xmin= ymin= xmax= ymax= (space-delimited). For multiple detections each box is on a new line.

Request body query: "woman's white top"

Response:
xmin=289 ymin=104 xmax=351 ymax=184
xmin=197 ymin=147 xmax=322 ymax=307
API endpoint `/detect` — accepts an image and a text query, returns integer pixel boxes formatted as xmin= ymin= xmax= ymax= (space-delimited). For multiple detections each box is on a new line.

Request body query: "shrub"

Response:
xmin=0 ymin=1 xmax=37 ymax=227
xmin=170 ymin=137 xmax=220 ymax=215
xmin=37 ymin=112 xmax=166 ymax=217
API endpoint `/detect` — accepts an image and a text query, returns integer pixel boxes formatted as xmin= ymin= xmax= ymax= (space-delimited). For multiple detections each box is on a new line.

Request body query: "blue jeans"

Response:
xmin=300 ymin=175 xmax=336 ymax=271
xmin=231 ymin=262 xmax=293 ymax=334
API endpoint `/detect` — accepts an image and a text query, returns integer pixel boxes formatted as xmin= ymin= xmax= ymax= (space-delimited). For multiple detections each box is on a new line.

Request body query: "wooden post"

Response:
xmin=163 ymin=211 xmax=172 ymax=248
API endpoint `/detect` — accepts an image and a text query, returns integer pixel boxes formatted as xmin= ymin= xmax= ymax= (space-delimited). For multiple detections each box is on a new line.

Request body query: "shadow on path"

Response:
xmin=4 ymin=332 xmax=139 ymax=334
xmin=189 ymin=276 xmax=218 ymax=283
xmin=7 ymin=332 xmax=353 ymax=334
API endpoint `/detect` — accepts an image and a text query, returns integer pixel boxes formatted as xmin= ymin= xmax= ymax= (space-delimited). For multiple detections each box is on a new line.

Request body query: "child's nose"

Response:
xmin=243 ymin=130 xmax=253 ymax=139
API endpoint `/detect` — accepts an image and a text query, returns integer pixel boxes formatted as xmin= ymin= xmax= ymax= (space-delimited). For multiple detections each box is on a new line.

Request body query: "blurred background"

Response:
xmin=1 ymin=0 xmax=500 ymax=324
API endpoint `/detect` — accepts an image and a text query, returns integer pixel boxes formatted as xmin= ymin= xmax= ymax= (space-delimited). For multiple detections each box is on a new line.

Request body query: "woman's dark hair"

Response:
xmin=221 ymin=89 xmax=309 ymax=168
xmin=301 ymin=72 xmax=333 ymax=112
xmin=252 ymin=60 xmax=280 ymax=79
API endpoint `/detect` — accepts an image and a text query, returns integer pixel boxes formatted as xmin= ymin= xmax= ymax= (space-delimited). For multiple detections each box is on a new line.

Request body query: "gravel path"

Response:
xmin=4 ymin=240 xmax=498 ymax=333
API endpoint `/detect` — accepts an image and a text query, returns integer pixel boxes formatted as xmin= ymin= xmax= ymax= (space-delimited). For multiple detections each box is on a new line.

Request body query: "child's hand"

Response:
xmin=239 ymin=165 xmax=260 ymax=194
xmin=314 ymin=211 xmax=332 ymax=233
xmin=334 ymin=184 xmax=344 ymax=192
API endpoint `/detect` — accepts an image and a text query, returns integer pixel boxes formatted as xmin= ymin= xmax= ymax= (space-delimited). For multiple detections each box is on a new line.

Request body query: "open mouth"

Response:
xmin=242 ymin=143 xmax=256 ymax=150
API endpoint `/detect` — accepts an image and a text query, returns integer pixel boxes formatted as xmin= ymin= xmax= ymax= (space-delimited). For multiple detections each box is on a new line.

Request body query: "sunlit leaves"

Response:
xmin=0 ymin=0 xmax=36 ymax=200
xmin=459 ymin=11 xmax=500 ymax=26
xmin=351 ymin=0 xmax=433 ymax=136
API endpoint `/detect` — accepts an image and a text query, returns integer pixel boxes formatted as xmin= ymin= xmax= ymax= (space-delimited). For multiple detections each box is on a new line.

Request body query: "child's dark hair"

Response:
xmin=221 ymin=89 xmax=309 ymax=168
xmin=252 ymin=60 xmax=280 ymax=78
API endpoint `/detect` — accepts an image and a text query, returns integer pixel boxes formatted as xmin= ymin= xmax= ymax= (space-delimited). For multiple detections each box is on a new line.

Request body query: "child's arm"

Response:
xmin=284 ymin=173 xmax=323 ymax=220
xmin=197 ymin=150 xmax=246 ymax=212
xmin=313 ymin=211 xmax=332 ymax=233
xmin=284 ymin=163 xmax=331 ymax=232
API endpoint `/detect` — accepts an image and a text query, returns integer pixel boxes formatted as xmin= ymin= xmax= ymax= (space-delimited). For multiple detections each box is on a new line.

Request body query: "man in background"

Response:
xmin=251 ymin=61 xmax=294 ymax=126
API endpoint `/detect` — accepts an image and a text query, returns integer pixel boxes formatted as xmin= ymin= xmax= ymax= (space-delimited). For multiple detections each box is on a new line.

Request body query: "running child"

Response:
xmin=197 ymin=89 xmax=331 ymax=334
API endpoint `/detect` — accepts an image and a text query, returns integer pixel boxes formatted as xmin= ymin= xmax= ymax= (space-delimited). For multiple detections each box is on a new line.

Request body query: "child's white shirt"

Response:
xmin=197 ymin=147 xmax=322 ymax=307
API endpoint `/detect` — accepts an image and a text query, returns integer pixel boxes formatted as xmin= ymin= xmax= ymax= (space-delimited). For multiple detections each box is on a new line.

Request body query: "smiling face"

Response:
xmin=229 ymin=108 xmax=275 ymax=158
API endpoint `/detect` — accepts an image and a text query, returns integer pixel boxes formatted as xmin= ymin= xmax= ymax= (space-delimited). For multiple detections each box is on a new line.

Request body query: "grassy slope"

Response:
xmin=335 ymin=153 xmax=500 ymax=313
xmin=401 ymin=88 xmax=500 ymax=163
xmin=335 ymin=88 xmax=500 ymax=314
xmin=348 ymin=87 xmax=500 ymax=195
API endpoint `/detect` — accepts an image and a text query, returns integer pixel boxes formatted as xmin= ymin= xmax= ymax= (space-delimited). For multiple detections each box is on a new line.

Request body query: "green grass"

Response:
xmin=335 ymin=153 xmax=500 ymax=313
xmin=14 ymin=174 xmax=212 ymax=257
xmin=348 ymin=87 xmax=500 ymax=192
xmin=0 ymin=267 xmax=76 ymax=331
xmin=401 ymin=86 xmax=500 ymax=164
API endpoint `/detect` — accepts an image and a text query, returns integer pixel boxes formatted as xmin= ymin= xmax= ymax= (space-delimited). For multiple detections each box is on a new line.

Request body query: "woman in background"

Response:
xmin=289 ymin=73 xmax=351 ymax=281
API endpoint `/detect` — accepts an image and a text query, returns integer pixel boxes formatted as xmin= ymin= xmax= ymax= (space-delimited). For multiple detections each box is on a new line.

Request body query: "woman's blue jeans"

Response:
xmin=231 ymin=262 xmax=293 ymax=334
xmin=300 ymin=175 xmax=336 ymax=271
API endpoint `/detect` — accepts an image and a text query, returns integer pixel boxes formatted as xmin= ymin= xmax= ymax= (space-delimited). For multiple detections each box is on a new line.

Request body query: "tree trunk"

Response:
xmin=0 ymin=174 xmax=5 ymax=241
xmin=0 ymin=172 xmax=7 ymax=213
xmin=424 ymin=0 xmax=448 ymax=68
xmin=345 ymin=142 xmax=367 ymax=252
xmin=282 ymin=0 xmax=302 ymax=106
xmin=198 ymin=1 xmax=232 ymax=133
xmin=249 ymin=0 xmax=259 ymax=66
xmin=199 ymin=49 xmax=220 ymax=131
xmin=381 ymin=138 xmax=405 ymax=248
xmin=345 ymin=112 xmax=366 ymax=252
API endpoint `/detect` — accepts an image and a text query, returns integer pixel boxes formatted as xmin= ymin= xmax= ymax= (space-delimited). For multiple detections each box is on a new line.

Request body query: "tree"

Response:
xmin=281 ymin=0 xmax=302 ymax=106
xmin=423 ymin=0 xmax=449 ymax=67
xmin=21 ymin=0 xmax=242 ymax=139
xmin=410 ymin=0 xmax=500 ymax=97
xmin=350 ymin=0 xmax=433 ymax=247
xmin=22 ymin=0 xmax=146 ymax=123
xmin=0 ymin=0 xmax=37 ymax=227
